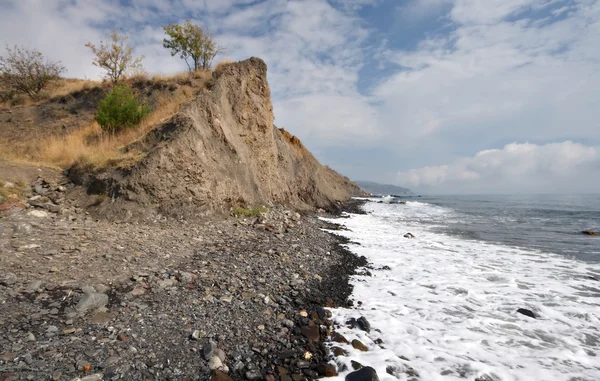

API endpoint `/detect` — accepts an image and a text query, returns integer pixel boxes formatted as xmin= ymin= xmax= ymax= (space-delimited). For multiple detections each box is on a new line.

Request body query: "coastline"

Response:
xmin=0 ymin=200 xmax=367 ymax=380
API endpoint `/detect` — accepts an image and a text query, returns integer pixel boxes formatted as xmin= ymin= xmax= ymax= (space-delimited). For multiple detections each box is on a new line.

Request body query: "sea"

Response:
xmin=322 ymin=194 xmax=600 ymax=381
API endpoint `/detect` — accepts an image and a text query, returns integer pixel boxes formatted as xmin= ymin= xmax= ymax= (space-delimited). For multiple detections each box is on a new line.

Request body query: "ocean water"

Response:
xmin=322 ymin=195 xmax=600 ymax=381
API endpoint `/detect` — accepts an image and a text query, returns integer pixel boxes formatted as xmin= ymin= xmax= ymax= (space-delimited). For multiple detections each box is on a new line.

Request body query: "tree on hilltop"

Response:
xmin=86 ymin=31 xmax=144 ymax=84
xmin=163 ymin=20 xmax=224 ymax=71
xmin=0 ymin=45 xmax=65 ymax=98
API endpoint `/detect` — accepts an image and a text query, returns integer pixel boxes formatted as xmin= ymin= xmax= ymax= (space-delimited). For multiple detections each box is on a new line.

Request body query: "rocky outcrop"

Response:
xmin=75 ymin=58 xmax=363 ymax=218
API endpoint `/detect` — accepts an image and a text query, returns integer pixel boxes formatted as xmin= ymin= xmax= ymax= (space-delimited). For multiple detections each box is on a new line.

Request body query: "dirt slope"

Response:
xmin=75 ymin=58 xmax=363 ymax=218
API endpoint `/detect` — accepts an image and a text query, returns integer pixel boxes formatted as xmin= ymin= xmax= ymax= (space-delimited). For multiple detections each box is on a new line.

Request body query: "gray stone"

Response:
xmin=25 ymin=280 xmax=43 ymax=293
xmin=245 ymin=370 xmax=262 ymax=380
xmin=75 ymin=292 xmax=109 ymax=311
xmin=203 ymin=340 xmax=217 ymax=360
xmin=76 ymin=374 xmax=103 ymax=381
xmin=215 ymin=348 xmax=226 ymax=362
xmin=157 ymin=279 xmax=176 ymax=288
xmin=47 ymin=325 xmax=59 ymax=333
xmin=0 ymin=273 xmax=18 ymax=287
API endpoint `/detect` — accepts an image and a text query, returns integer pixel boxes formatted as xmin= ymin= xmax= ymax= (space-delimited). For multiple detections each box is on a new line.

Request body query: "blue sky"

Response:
xmin=1 ymin=0 xmax=599 ymax=193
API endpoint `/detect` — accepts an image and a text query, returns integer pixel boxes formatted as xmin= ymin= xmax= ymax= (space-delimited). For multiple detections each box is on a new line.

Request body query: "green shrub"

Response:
xmin=232 ymin=205 xmax=268 ymax=218
xmin=95 ymin=85 xmax=150 ymax=134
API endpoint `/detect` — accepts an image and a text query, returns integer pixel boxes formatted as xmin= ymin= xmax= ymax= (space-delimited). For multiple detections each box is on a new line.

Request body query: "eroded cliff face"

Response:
xmin=79 ymin=58 xmax=363 ymax=217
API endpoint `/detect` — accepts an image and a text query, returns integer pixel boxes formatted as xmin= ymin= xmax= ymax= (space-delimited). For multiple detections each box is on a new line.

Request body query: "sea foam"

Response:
xmin=322 ymin=201 xmax=600 ymax=381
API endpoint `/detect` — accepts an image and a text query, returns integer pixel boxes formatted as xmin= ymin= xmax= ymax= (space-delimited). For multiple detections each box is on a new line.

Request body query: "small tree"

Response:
xmin=95 ymin=85 xmax=150 ymax=134
xmin=163 ymin=20 xmax=224 ymax=71
xmin=86 ymin=31 xmax=144 ymax=84
xmin=0 ymin=45 xmax=65 ymax=98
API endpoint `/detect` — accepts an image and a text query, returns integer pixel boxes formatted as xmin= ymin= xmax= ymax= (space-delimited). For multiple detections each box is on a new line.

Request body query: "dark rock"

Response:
xmin=316 ymin=364 xmax=338 ymax=377
xmin=203 ymin=340 xmax=217 ymax=360
xmin=332 ymin=346 xmax=347 ymax=357
xmin=351 ymin=361 xmax=363 ymax=370
xmin=346 ymin=366 xmax=379 ymax=381
xmin=357 ymin=316 xmax=371 ymax=332
xmin=581 ymin=231 xmax=597 ymax=236
xmin=301 ymin=324 xmax=320 ymax=342
xmin=517 ymin=308 xmax=537 ymax=319
xmin=331 ymin=331 xmax=349 ymax=344
xmin=351 ymin=339 xmax=368 ymax=351
xmin=403 ymin=233 xmax=415 ymax=238
xmin=345 ymin=317 xmax=357 ymax=328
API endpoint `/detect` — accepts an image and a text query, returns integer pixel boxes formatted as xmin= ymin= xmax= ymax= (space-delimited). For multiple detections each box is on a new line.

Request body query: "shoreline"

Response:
xmin=0 ymin=200 xmax=367 ymax=380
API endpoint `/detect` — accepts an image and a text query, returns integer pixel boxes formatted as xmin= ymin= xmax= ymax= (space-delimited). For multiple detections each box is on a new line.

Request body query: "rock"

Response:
xmin=245 ymin=370 xmax=262 ymax=380
xmin=75 ymin=292 xmax=109 ymax=311
xmin=357 ymin=316 xmax=371 ymax=332
xmin=130 ymin=286 xmax=146 ymax=296
xmin=52 ymin=370 xmax=62 ymax=380
xmin=49 ymin=266 xmax=60 ymax=273
xmin=517 ymin=308 xmax=537 ymax=319
xmin=208 ymin=355 xmax=223 ymax=370
xmin=215 ymin=348 xmax=226 ymax=362
xmin=28 ymin=210 xmax=49 ymax=218
xmin=351 ymin=361 xmax=363 ymax=370
xmin=77 ymin=374 xmax=103 ymax=381
xmin=345 ymin=366 xmax=379 ymax=381
xmin=157 ymin=278 xmax=176 ymax=288
xmin=403 ymin=233 xmax=415 ymax=238
xmin=25 ymin=280 xmax=43 ymax=293
xmin=27 ymin=332 xmax=36 ymax=341
xmin=316 ymin=364 xmax=337 ymax=377
xmin=331 ymin=331 xmax=349 ymax=344
xmin=332 ymin=347 xmax=347 ymax=357
xmin=0 ymin=272 xmax=18 ymax=287
xmin=581 ymin=231 xmax=597 ymax=236
xmin=3 ymin=182 xmax=15 ymax=188
xmin=203 ymin=340 xmax=217 ymax=360
xmin=351 ymin=339 xmax=369 ymax=351
xmin=191 ymin=330 xmax=202 ymax=340
xmin=211 ymin=370 xmax=233 ymax=381
xmin=301 ymin=324 xmax=320 ymax=341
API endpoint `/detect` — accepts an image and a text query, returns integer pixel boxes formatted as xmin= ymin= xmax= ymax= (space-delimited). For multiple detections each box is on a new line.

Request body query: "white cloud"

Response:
xmin=397 ymin=141 xmax=600 ymax=193
xmin=373 ymin=0 xmax=600 ymax=159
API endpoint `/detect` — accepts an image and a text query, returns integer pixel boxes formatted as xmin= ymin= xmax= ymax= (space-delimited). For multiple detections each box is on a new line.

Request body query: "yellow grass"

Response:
xmin=1 ymin=69 xmax=214 ymax=170
xmin=214 ymin=58 xmax=234 ymax=73
xmin=0 ymin=86 xmax=196 ymax=171
xmin=37 ymin=87 xmax=193 ymax=169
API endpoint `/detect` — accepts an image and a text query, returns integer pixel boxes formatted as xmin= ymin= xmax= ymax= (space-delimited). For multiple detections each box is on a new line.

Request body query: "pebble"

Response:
xmin=75 ymin=292 xmax=109 ymax=311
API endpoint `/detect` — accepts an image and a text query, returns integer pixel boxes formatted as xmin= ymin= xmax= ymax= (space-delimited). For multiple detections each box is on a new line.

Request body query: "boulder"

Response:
xmin=345 ymin=366 xmax=379 ymax=381
xmin=357 ymin=316 xmax=371 ymax=333
xmin=351 ymin=339 xmax=369 ymax=351
xmin=517 ymin=308 xmax=537 ymax=319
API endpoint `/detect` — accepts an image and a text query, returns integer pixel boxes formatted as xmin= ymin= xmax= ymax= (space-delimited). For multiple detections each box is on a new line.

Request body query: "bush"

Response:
xmin=95 ymin=85 xmax=150 ymax=134
xmin=0 ymin=45 xmax=65 ymax=98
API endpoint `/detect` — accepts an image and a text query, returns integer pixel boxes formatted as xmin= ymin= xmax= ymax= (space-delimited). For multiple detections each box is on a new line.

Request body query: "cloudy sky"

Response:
xmin=1 ymin=0 xmax=599 ymax=194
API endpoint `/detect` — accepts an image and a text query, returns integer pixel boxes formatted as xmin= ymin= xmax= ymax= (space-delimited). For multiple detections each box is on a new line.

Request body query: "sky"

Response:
xmin=1 ymin=0 xmax=599 ymax=194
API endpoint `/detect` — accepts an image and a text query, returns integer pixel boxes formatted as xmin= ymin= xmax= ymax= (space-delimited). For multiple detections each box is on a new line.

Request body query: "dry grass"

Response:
xmin=37 ymin=87 xmax=193 ymax=169
xmin=0 ymin=69 xmax=213 ymax=171
xmin=0 ymin=77 xmax=101 ymax=108
xmin=215 ymin=58 xmax=234 ymax=73
xmin=0 ymin=85 xmax=197 ymax=170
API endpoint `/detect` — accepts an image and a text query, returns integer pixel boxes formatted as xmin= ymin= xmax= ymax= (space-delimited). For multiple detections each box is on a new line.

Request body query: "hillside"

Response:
xmin=0 ymin=58 xmax=364 ymax=218
xmin=355 ymin=180 xmax=413 ymax=196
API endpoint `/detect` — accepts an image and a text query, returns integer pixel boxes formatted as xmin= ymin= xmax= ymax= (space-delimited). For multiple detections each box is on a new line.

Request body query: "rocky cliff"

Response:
xmin=74 ymin=58 xmax=363 ymax=218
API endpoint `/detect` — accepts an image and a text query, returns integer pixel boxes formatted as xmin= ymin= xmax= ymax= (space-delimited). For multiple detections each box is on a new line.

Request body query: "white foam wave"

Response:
xmin=322 ymin=202 xmax=600 ymax=381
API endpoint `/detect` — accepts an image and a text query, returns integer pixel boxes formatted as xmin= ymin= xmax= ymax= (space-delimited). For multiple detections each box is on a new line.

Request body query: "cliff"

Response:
xmin=70 ymin=58 xmax=363 ymax=218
